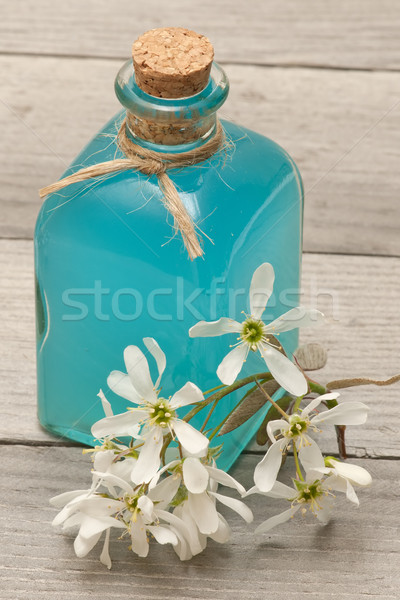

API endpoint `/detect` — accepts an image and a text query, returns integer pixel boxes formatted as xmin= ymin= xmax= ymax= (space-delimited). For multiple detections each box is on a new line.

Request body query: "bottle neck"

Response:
xmin=115 ymin=60 xmax=229 ymax=153
xmin=125 ymin=111 xmax=217 ymax=153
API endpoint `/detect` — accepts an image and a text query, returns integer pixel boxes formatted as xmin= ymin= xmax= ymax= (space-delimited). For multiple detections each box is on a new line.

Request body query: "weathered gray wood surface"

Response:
xmin=2 ymin=55 xmax=400 ymax=256
xmin=2 ymin=0 xmax=400 ymax=70
xmin=1 ymin=2 xmax=400 ymax=596
xmin=1 ymin=447 xmax=398 ymax=600
xmin=2 ymin=239 xmax=400 ymax=458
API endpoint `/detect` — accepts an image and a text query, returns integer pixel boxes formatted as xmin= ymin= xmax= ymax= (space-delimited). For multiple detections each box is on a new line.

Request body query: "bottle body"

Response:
xmin=35 ymin=112 xmax=303 ymax=471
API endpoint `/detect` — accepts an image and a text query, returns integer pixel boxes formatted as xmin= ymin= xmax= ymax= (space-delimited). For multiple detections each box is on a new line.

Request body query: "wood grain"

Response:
xmin=1 ymin=1 xmax=400 ymax=70
xmin=2 ymin=55 xmax=400 ymax=255
xmin=2 ymin=239 xmax=400 ymax=457
xmin=0 ymin=447 xmax=398 ymax=599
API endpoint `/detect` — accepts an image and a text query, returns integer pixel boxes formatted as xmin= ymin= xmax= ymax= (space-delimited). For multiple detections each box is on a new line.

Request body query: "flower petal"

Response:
xmin=137 ymin=495 xmax=155 ymax=522
xmin=301 ymin=397 xmax=322 ymax=417
xmin=311 ymin=401 xmax=369 ymax=426
xmin=93 ymin=449 xmax=117 ymax=473
xmin=77 ymin=497 xmax=125 ymax=517
xmin=172 ymin=419 xmax=209 ymax=455
xmin=79 ymin=515 xmax=124 ymax=539
xmin=131 ymin=428 xmax=163 ymax=484
xmin=170 ymin=382 xmax=204 ymax=410
xmin=183 ymin=457 xmax=209 ymax=494
xmin=217 ymin=344 xmax=248 ymax=385
xmin=298 ymin=437 xmax=325 ymax=471
xmin=265 ymin=307 xmax=324 ymax=334
xmin=97 ymin=389 xmax=113 ymax=417
xmin=205 ymin=465 xmax=246 ymax=496
xmin=315 ymin=497 xmax=334 ymax=524
xmin=253 ymin=440 xmax=286 ymax=492
xmin=99 ymin=529 xmax=112 ymax=569
xmin=249 ymin=262 xmax=275 ymax=319
xmin=246 ymin=480 xmax=295 ymax=499
xmin=187 ymin=492 xmax=219 ymax=535
xmin=130 ymin=513 xmax=149 ymax=557
xmin=107 ymin=371 xmax=141 ymax=404
xmin=324 ymin=474 xmax=346 ymax=492
xmin=50 ymin=489 xmax=89 ymax=509
xmin=109 ymin=457 xmax=138 ymax=482
xmin=259 ymin=343 xmax=308 ymax=397
xmin=266 ymin=419 xmax=289 ymax=444
xmin=91 ymin=410 xmax=144 ymax=439
xmin=169 ymin=526 xmax=193 ymax=561
xmin=255 ymin=505 xmax=300 ymax=534
xmin=123 ymin=345 xmax=156 ymax=403
xmin=189 ymin=317 xmax=242 ymax=338
xmin=91 ymin=471 xmax=133 ymax=494
xmin=148 ymin=475 xmax=181 ymax=508
xmin=74 ymin=531 xmax=102 ymax=558
xmin=209 ymin=513 xmax=231 ymax=544
xmin=143 ymin=337 xmax=166 ymax=388
xmin=161 ymin=508 xmax=201 ymax=559
xmin=302 ymin=393 xmax=340 ymax=418
xmin=147 ymin=525 xmax=178 ymax=546
xmin=52 ymin=505 xmax=79 ymax=527
xmin=209 ymin=492 xmax=253 ymax=523
xmin=345 ymin=480 xmax=360 ymax=505
xmin=326 ymin=459 xmax=372 ymax=487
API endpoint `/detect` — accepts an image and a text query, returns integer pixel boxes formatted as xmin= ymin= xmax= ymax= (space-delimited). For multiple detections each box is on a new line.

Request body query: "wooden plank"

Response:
xmin=2 ymin=1 xmax=400 ymax=70
xmin=2 ymin=56 xmax=400 ymax=255
xmin=1 ymin=239 xmax=400 ymax=457
xmin=0 ymin=447 xmax=398 ymax=599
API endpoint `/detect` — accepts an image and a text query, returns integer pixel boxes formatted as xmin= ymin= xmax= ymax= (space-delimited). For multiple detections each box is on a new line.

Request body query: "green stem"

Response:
xmin=203 ymin=383 xmax=226 ymax=396
xmin=200 ymin=398 xmax=219 ymax=433
xmin=182 ymin=372 xmax=274 ymax=426
xmin=293 ymin=444 xmax=304 ymax=482
xmin=255 ymin=378 xmax=289 ymax=419
xmin=207 ymin=383 xmax=260 ymax=441
xmin=292 ymin=396 xmax=303 ymax=413
xmin=207 ymin=376 xmax=271 ymax=441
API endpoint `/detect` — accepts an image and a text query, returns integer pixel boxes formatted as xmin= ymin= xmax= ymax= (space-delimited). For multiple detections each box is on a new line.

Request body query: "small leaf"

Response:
xmin=294 ymin=343 xmax=327 ymax=371
xmin=255 ymin=395 xmax=293 ymax=446
xmin=218 ymin=380 xmax=281 ymax=436
xmin=327 ymin=374 xmax=400 ymax=390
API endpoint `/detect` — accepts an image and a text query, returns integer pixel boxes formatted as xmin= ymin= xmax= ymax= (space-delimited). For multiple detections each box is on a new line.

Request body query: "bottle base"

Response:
xmin=39 ymin=419 xmax=95 ymax=447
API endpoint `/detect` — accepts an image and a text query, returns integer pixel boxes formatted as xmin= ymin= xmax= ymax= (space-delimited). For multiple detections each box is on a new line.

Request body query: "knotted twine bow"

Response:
xmin=39 ymin=118 xmax=225 ymax=260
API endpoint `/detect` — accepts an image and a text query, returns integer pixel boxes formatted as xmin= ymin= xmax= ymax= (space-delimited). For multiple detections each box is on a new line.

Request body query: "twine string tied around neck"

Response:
xmin=39 ymin=118 xmax=225 ymax=260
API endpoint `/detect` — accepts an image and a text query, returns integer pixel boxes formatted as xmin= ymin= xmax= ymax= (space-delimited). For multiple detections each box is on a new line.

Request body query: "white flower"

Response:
xmin=50 ymin=488 xmax=126 ymax=569
xmin=51 ymin=464 xmax=190 ymax=566
xmin=189 ymin=262 xmax=324 ymax=394
xmin=91 ymin=338 xmax=209 ymax=484
xmin=250 ymin=474 xmax=337 ymax=533
xmin=250 ymin=466 xmax=365 ymax=534
xmin=306 ymin=456 xmax=372 ymax=506
xmin=151 ymin=454 xmax=253 ymax=559
xmin=254 ymin=393 xmax=369 ymax=492
xmin=87 ymin=390 xmax=137 ymax=479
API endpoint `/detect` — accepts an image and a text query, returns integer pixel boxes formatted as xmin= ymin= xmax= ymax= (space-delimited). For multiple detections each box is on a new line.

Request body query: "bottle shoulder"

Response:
xmin=220 ymin=118 xmax=302 ymax=181
xmin=35 ymin=112 xmax=303 ymax=241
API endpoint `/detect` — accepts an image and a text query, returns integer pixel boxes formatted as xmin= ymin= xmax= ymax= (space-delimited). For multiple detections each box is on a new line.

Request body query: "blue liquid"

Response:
xmin=35 ymin=112 xmax=303 ymax=471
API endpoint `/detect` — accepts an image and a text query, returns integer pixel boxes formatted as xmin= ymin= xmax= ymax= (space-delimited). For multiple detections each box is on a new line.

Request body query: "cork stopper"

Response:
xmin=132 ymin=27 xmax=214 ymax=99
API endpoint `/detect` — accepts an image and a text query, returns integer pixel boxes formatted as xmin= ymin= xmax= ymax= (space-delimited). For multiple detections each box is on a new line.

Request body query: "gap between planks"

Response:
xmin=2 ymin=49 xmax=400 ymax=74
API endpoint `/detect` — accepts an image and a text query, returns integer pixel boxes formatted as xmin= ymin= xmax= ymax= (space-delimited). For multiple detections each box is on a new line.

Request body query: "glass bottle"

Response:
xmin=35 ymin=32 xmax=303 ymax=471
